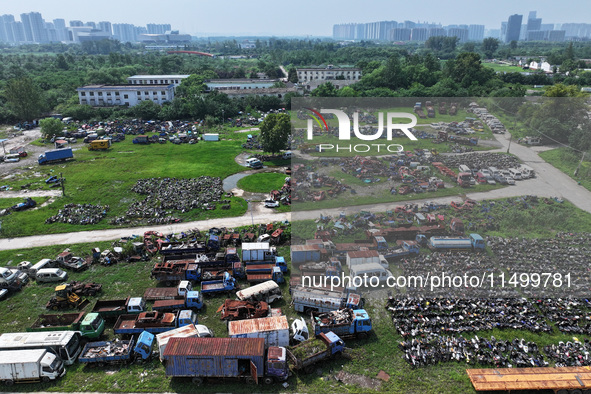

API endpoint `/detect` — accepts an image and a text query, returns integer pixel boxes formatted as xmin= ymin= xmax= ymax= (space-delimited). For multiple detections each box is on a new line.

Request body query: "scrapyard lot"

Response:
xmin=0 ymin=130 xmax=249 ymax=237
xmin=2 ymin=198 xmax=591 ymax=393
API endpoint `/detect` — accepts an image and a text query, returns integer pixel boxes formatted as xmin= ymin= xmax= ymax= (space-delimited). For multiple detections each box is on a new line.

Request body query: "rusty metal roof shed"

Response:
xmin=163 ymin=337 xmax=265 ymax=357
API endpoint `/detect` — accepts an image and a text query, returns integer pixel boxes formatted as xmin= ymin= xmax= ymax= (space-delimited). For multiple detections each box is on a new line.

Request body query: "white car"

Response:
xmin=501 ymin=171 xmax=516 ymax=185
xmin=264 ymin=199 xmax=279 ymax=208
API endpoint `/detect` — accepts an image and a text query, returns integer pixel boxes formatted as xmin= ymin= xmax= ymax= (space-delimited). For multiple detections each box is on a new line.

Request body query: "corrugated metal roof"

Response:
xmin=347 ymin=250 xmax=379 ymax=259
xmin=291 ymin=245 xmax=319 ymax=252
xmin=163 ymin=337 xmax=265 ymax=357
xmin=228 ymin=315 xmax=288 ymax=336
xmin=242 ymin=242 xmax=270 ymax=250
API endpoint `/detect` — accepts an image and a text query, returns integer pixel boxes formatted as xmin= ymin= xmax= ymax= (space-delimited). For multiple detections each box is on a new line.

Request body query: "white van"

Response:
xmin=458 ymin=165 xmax=471 ymax=174
xmin=350 ymin=263 xmax=393 ymax=284
xmin=282 ymin=151 xmax=292 ymax=160
xmin=30 ymin=259 xmax=55 ymax=279
xmin=35 ymin=268 xmax=68 ymax=283
xmin=508 ymin=168 xmax=522 ymax=180
xmin=519 ymin=165 xmax=535 ymax=179
xmin=245 ymin=158 xmax=263 ymax=169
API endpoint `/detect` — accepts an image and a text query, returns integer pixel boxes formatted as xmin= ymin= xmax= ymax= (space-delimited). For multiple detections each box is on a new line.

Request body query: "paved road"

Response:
xmin=1 ymin=128 xmax=590 ymax=251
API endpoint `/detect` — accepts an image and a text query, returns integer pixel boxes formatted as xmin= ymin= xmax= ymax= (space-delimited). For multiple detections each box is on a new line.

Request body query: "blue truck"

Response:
xmin=311 ymin=308 xmax=372 ymax=339
xmin=152 ymin=291 xmax=204 ymax=312
xmin=113 ymin=310 xmax=197 ymax=335
xmin=383 ymin=240 xmax=421 ymax=261
xmin=246 ymin=266 xmax=284 ymax=284
xmin=38 ymin=148 xmax=73 ymax=165
xmin=162 ymin=337 xmax=289 ymax=385
xmin=286 ymin=332 xmax=345 ymax=374
xmin=201 ymin=272 xmax=237 ymax=295
xmin=425 ymin=233 xmax=485 ymax=252
xmin=78 ymin=331 xmax=154 ymax=366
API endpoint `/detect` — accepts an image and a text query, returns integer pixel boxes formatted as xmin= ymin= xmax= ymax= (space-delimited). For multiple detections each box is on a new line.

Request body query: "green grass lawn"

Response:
xmin=482 ymin=62 xmax=528 ymax=73
xmin=539 ymin=147 xmax=591 ymax=193
xmin=0 ymin=137 xmax=248 ymax=238
xmin=237 ymin=172 xmax=289 ymax=193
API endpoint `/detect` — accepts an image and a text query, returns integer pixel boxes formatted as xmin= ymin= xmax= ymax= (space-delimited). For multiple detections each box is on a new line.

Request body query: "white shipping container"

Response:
xmin=241 ymin=242 xmax=272 ymax=262
xmin=202 ymin=133 xmax=219 ymax=141
xmin=228 ymin=315 xmax=289 ymax=348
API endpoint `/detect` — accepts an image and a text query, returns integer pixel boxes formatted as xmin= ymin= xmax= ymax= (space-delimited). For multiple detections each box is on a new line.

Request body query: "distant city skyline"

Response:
xmin=0 ymin=0 xmax=590 ymax=37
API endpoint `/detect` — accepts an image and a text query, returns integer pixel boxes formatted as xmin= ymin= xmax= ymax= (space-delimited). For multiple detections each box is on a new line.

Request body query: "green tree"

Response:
xmin=287 ymin=67 xmax=298 ymax=83
xmin=133 ymin=100 xmax=161 ymax=120
xmin=259 ymin=113 xmax=290 ymax=154
xmin=482 ymin=38 xmax=500 ymax=59
xmin=3 ymin=77 xmax=44 ymax=121
xmin=311 ymin=82 xmax=338 ymax=97
xmin=39 ymin=117 xmax=64 ymax=140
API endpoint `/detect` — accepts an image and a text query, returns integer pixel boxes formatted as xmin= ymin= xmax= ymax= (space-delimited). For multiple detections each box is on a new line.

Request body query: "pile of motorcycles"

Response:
xmin=45 ymin=204 xmax=109 ymax=225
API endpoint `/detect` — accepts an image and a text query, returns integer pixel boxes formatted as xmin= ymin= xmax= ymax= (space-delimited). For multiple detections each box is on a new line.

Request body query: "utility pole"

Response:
xmin=574 ymin=152 xmax=587 ymax=177
xmin=60 ymin=172 xmax=65 ymax=197
xmin=507 ymin=116 xmax=516 ymax=154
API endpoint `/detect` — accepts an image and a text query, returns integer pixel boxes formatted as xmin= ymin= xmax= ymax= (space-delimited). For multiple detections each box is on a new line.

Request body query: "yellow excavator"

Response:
xmin=46 ymin=284 xmax=90 ymax=310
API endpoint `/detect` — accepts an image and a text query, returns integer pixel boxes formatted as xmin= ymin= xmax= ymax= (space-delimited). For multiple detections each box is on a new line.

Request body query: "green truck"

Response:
xmin=26 ymin=312 xmax=105 ymax=339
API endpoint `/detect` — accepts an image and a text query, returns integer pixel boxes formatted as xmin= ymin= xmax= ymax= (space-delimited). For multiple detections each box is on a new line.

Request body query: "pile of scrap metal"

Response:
xmin=45 ymin=203 xmax=109 ymax=225
xmin=313 ymin=308 xmax=355 ymax=326
xmin=110 ymin=177 xmax=225 ymax=225
xmin=217 ymin=299 xmax=270 ymax=321
xmin=82 ymin=340 xmax=130 ymax=358
xmin=68 ymin=281 xmax=102 ymax=296
xmin=269 ymin=177 xmax=291 ymax=205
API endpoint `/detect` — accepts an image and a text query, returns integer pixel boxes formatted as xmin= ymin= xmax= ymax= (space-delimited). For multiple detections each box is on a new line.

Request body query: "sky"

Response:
xmin=3 ymin=0 xmax=591 ymax=37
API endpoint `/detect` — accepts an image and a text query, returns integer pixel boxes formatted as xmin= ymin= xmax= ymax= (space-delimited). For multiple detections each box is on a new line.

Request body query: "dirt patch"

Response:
xmin=234 ymin=127 xmax=260 ymax=133
xmin=335 ymin=371 xmax=382 ymax=391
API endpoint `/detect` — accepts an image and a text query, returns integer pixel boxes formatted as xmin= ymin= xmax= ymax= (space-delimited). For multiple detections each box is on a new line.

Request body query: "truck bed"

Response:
xmin=153 ymin=299 xmax=185 ymax=311
xmin=92 ymin=299 xmax=127 ymax=312
xmin=79 ymin=340 xmax=133 ymax=363
xmin=202 ymin=282 xmax=226 ymax=291
xmin=246 ymin=274 xmax=273 ymax=283
xmin=28 ymin=312 xmax=84 ymax=331
xmin=287 ymin=337 xmax=330 ymax=370
xmin=143 ymin=287 xmax=182 ymax=301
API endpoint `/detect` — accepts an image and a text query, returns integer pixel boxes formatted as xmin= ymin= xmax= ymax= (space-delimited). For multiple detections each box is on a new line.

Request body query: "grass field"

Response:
xmin=237 ymin=172 xmax=289 ymax=193
xmin=482 ymin=62 xmax=528 ymax=73
xmin=539 ymin=147 xmax=591 ymax=192
xmin=2 ymin=198 xmax=591 ymax=392
xmin=0 ymin=136 xmax=249 ymax=237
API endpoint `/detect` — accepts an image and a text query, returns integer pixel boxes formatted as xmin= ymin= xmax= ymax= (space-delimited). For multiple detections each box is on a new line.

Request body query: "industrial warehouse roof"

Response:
xmin=163 ymin=337 xmax=265 ymax=357
xmin=128 ymin=75 xmax=190 ymax=79
xmin=77 ymin=84 xmax=174 ymax=90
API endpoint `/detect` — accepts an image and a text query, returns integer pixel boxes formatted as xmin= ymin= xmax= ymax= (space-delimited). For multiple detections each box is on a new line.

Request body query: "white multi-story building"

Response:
xmin=296 ymin=66 xmax=361 ymax=83
xmin=77 ymin=84 xmax=175 ymax=107
xmin=127 ymin=74 xmax=189 ymax=87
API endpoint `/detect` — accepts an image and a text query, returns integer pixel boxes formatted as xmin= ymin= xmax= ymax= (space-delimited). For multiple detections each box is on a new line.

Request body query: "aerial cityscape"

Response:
xmin=0 ymin=2 xmax=590 ymax=394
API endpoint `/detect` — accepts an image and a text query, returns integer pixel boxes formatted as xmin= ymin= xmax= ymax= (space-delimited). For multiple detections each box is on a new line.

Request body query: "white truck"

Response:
xmin=0 ymin=349 xmax=65 ymax=386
